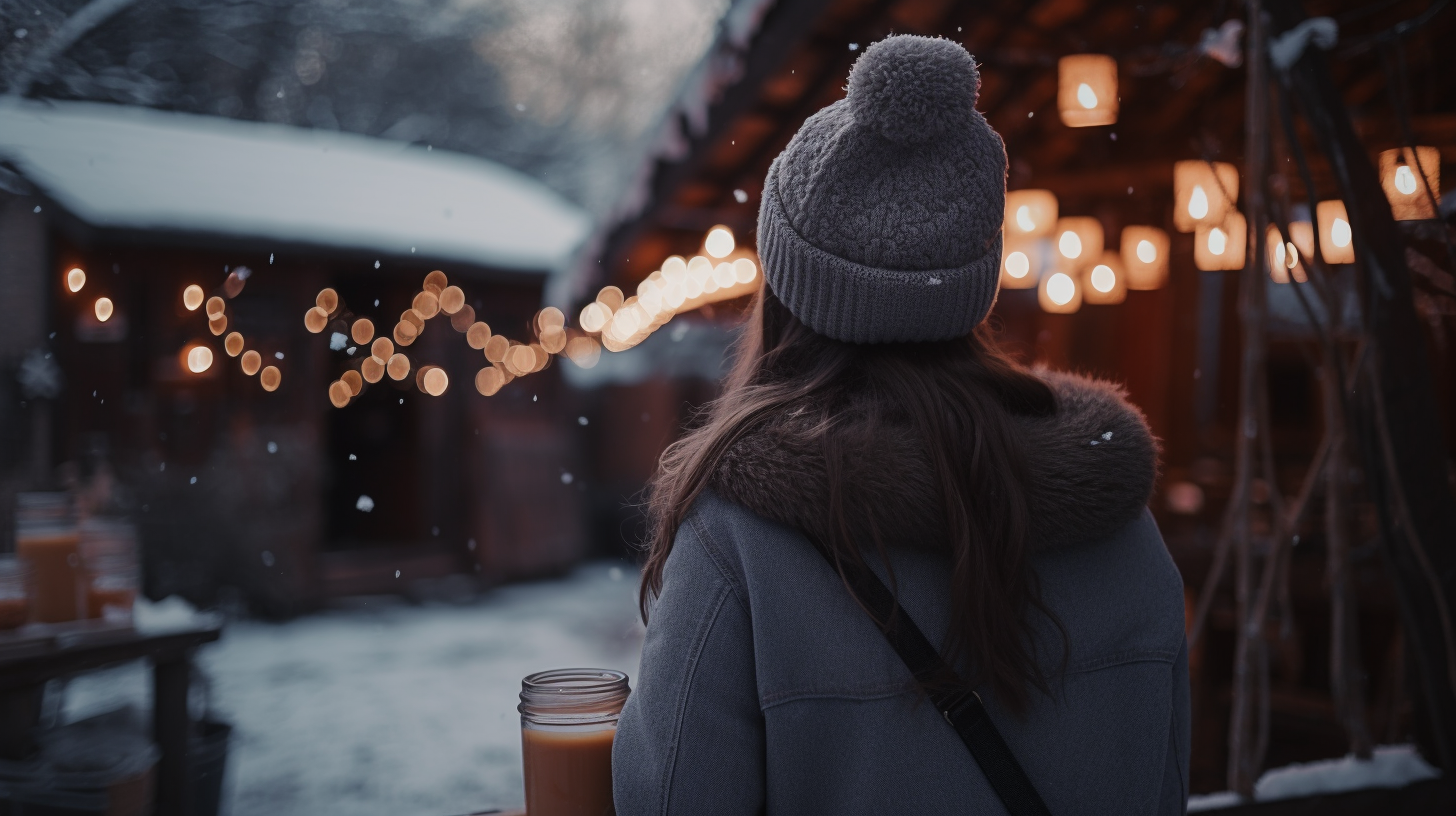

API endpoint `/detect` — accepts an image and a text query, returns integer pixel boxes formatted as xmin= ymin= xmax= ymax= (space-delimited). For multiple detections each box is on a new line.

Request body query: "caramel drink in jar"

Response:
xmin=14 ymin=493 xmax=81 ymax=623
xmin=518 ymin=668 xmax=630 ymax=816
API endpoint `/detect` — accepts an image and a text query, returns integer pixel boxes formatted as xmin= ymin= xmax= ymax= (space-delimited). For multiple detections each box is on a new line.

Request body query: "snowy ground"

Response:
xmin=63 ymin=562 xmax=645 ymax=816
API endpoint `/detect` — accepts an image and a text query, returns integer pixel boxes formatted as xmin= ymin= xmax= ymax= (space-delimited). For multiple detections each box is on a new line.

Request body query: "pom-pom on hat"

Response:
xmin=757 ymin=35 xmax=1007 ymax=344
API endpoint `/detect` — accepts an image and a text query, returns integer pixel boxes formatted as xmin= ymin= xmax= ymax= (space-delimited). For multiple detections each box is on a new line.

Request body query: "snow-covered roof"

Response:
xmin=0 ymin=100 xmax=590 ymax=272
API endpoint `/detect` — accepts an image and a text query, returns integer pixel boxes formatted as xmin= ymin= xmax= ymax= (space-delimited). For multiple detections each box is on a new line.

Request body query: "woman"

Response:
xmin=613 ymin=35 xmax=1188 ymax=815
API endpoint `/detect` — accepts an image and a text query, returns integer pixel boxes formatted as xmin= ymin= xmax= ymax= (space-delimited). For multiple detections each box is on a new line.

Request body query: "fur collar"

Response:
xmin=709 ymin=370 xmax=1158 ymax=553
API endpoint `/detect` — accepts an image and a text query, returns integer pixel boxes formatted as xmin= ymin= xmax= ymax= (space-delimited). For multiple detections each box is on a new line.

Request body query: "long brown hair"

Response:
xmin=640 ymin=287 xmax=1061 ymax=711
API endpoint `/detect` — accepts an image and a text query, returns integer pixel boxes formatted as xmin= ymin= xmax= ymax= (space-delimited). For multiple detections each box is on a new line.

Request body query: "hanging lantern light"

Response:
xmin=1379 ymin=147 xmax=1439 ymax=221
xmin=1083 ymin=252 xmax=1127 ymax=305
xmin=1194 ymin=212 xmax=1247 ymax=271
xmin=1000 ymin=234 xmax=1044 ymax=290
xmin=1316 ymin=200 xmax=1355 ymax=264
xmin=1174 ymin=160 xmax=1239 ymax=233
xmin=1038 ymin=270 xmax=1082 ymax=314
xmin=1004 ymin=190 xmax=1058 ymax=238
xmin=1057 ymin=55 xmax=1118 ymax=127
xmin=1119 ymin=226 xmax=1170 ymax=290
xmin=1265 ymin=224 xmax=1307 ymax=284
xmin=1053 ymin=217 xmax=1103 ymax=272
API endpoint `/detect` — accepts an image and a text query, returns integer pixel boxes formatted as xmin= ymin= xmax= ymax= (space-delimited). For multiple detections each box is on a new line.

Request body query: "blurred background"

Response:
xmin=0 ymin=0 xmax=1454 ymax=814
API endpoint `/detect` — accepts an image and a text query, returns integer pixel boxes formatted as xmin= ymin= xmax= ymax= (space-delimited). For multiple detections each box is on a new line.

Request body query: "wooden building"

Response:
xmin=573 ymin=0 xmax=1456 ymax=792
xmin=0 ymin=100 xmax=591 ymax=614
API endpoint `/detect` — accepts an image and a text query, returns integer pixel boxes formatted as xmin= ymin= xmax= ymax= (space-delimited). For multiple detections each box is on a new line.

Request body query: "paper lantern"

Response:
xmin=1039 ymin=270 xmax=1082 ymax=314
xmin=1120 ymin=226 xmax=1170 ymax=290
xmin=1083 ymin=252 xmax=1127 ymax=305
xmin=1057 ymin=55 xmax=1118 ymax=127
xmin=1379 ymin=147 xmax=1440 ymax=221
xmin=1004 ymin=189 xmax=1058 ymax=238
xmin=1053 ymin=217 xmax=1103 ymax=272
xmin=1000 ymin=235 xmax=1045 ymax=290
xmin=1316 ymin=200 xmax=1355 ymax=264
xmin=1174 ymin=160 xmax=1239 ymax=233
xmin=1266 ymin=225 xmax=1307 ymax=284
xmin=1194 ymin=212 xmax=1247 ymax=271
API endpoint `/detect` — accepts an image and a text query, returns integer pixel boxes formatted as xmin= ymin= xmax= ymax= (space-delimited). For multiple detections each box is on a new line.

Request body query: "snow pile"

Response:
xmin=62 ymin=562 xmax=644 ymax=816
xmin=1188 ymin=745 xmax=1442 ymax=811
xmin=0 ymin=100 xmax=589 ymax=271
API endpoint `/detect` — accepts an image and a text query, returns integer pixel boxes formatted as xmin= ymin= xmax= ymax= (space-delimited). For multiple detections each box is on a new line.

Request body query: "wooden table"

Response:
xmin=0 ymin=619 xmax=222 ymax=816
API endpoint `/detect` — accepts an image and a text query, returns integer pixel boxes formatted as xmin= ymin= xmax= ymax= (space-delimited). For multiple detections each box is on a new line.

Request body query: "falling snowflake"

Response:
xmin=348 ymin=453 xmax=357 ymax=461
xmin=329 ymin=332 xmax=348 ymax=350
xmin=848 ymin=43 xmax=859 ymax=51
xmin=267 ymin=441 xmax=278 ymax=454
xmin=261 ymin=551 xmax=275 ymax=566
xmin=356 ymin=495 xmax=375 ymax=512
xmin=578 ymin=416 xmax=588 ymax=426
xmin=561 ymin=473 xmax=574 ymax=485
xmin=733 ymin=189 xmax=749 ymax=204
xmin=190 ymin=476 xmax=198 ymax=484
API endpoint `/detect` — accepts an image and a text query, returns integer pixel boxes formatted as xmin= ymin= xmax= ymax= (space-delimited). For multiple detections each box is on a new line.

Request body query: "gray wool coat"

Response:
xmin=613 ymin=372 xmax=1190 ymax=815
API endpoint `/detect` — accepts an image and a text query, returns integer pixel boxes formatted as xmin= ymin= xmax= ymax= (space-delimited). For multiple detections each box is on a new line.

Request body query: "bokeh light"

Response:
xmin=305 ymin=307 xmax=329 ymax=333
xmin=351 ymin=318 xmax=375 ymax=345
xmin=467 ymin=322 xmax=492 ymax=349
xmin=387 ymin=353 xmax=411 ymax=381
xmin=704 ymin=226 xmax=735 ymax=258
xmin=224 ymin=332 xmax=245 ymax=357
xmin=209 ymin=315 xmax=228 ymax=336
xmin=329 ymin=380 xmax=351 ymax=408
xmin=371 ymin=337 xmax=393 ymax=362
xmin=260 ymin=366 xmax=281 ymax=392
xmin=423 ymin=367 xmax=449 ymax=396
xmin=413 ymin=291 xmax=441 ymax=319
xmin=67 ymin=268 xmax=86 ymax=293
xmin=94 ymin=297 xmax=114 ymax=322
xmin=186 ymin=345 xmax=213 ymax=373
xmin=183 ymin=285 xmax=205 ymax=311
xmin=423 ymin=270 xmax=448 ymax=294
xmin=317 ymin=288 xmax=339 ymax=314
xmin=206 ymin=296 xmax=226 ymax=319
xmin=241 ymin=350 xmax=262 ymax=376
xmin=475 ymin=366 xmax=504 ymax=396
xmin=341 ymin=370 xmax=363 ymax=397
xmin=361 ymin=357 xmax=385 ymax=383
xmin=439 ymin=285 xmax=465 ymax=315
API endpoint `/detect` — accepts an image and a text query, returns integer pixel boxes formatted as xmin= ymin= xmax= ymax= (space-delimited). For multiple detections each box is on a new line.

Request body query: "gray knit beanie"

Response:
xmin=756 ymin=35 xmax=1007 ymax=344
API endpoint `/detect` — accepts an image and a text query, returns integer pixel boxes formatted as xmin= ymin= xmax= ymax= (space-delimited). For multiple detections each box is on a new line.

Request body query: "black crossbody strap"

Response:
xmin=810 ymin=541 xmax=1053 ymax=816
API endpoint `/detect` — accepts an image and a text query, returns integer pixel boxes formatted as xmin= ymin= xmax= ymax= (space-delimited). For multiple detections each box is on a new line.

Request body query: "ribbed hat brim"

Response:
xmin=757 ymin=168 xmax=1002 ymax=344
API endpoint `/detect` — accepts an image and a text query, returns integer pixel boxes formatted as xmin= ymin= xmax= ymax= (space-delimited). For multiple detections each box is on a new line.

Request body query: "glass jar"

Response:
xmin=0 ymin=556 xmax=32 ymax=630
xmin=79 ymin=518 xmax=139 ymax=623
xmin=518 ymin=668 xmax=630 ymax=816
xmin=14 ymin=493 xmax=81 ymax=623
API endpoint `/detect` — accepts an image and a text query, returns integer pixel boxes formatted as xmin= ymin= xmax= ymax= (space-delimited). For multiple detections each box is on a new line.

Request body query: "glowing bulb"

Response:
xmin=304 ymin=307 xmax=328 ymax=333
xmin=1285 ymin=242 xmax=1299 ymax=269
xmin=661 ymin=256 xmax=688 ymax=283
xmin=423 ymin=367 xmax=449 ymax=396
xmin=713 ymin=262 xmax=736 ymax=289
xmin=1207 ymin=227 xmax=1227 ymax=255
xmin=1136 ymin=239 xmax=1157 ymax=264
xmin=1047 ymin=272 xmax=1076 ymax=305
xmin=1058 ymin=231 xmax=1082 ymax=259
xmin=183 ymin=285 xmax=204 ymax=311
xmin=1005 ymin=251 xmax=1030 ymax=278
xmin=704 ymin=227 xmax=735 ymax=259
xmin=1015 ymin=205 xmax=1035 ymax=233
xmin=732 ymin=258 xmax=758 ymax=284
xmin=1188 ymin=185 xmax=1209 ymax=220
xmin=1272 ymin=240 xmax=1285 ymax=267
xmin=1076 ymin=83 xmax=1098 ymax=109
xmin=1331 ymin=217 xmax=1351 ymax=248
xmin=67 ymin=268 xmax=86 ymax=293
xmin=1394 ymin=165 xmax=1417 ymax=195
xmin=260 ymin=366 xmax=281 ymax=392
xmin=1090 ymin=264 xmax=1116 ymax=293
xmin=94 ymin=297 xmax=114 ymax=322
xmin=186 ymin=345 xmax=213 ymax=373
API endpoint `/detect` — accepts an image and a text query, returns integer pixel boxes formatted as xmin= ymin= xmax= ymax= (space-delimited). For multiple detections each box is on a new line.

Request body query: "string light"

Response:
xmin=439 ymin=285 xmax=465 ymax=315
xmin=1174 ymin=161 xmax=1238 ymax=233
xmin=1057 ymin=55 xmax=1117 ymax=127
xmin=1039 ymin=270 xmax=1082 ymax=313
xmin=205 ymin=297 xmax=226 ymax=320
xmin=412 ymin=291 xmax=440 ymax=319
xmin=423 ymin=367 xmax=448 ymax=396
xmin=241 ymin=350 xmax=262 ymax=376
xmin=1054 ymin=217 xmax=1103 ymax=271
xmin=449 ymin=304 xmax=475 ymax=332
xmin=1194 ymin=212 xmax=1247 ymax=271
xmin=1120 ymin=226 xmax=1169 ymax=290
xmin=362 ymin=356 xmax=385 ymax=383
xmin=316 ymin=288 xmax=339 ymax=314
xmin=370 ymin=337 xmax=393 ymax=362
xmin=94 ymin=297 xmax=114 ymax=322
xmin=260 ymin=366 xmax=281 ymax=392
xmin=341 ymin=370 xmax=363 ymax=397
xmin=351 ymin=318 xmax=374 ymax=345
xmin=387 ymin=353 xmax=411 ymax=381
xmin=208 ymin=315 xmax=227 ymax=336
xmin=185 ymin=345 xmax=213 ymax=373
xmin=1083 ymin=252 xmax=1127 ymax=305
xmin=467 ymin=322 xmax=492 ymax=349
xmin=704 ymin=226 xmax=735 ymax=259
xmin=183 ymin=285 xmax=205 ymax=311
xmin=1379 ymin=147 xmax=1439 ymax=220
xmin=224 ymin=332 xmax=245 ymax=357
xmin=329 ymin=380 xmax=351 ymax=408
xmin=423 ymin=270 xmax=448 ymax=295
xmin=1316 ymin=200 xmax=1355 ymax=264
xmin=67 ymin=268 xmax=86 ymax=293
xmin=304 ymin=307 xmax=329 ymax=333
